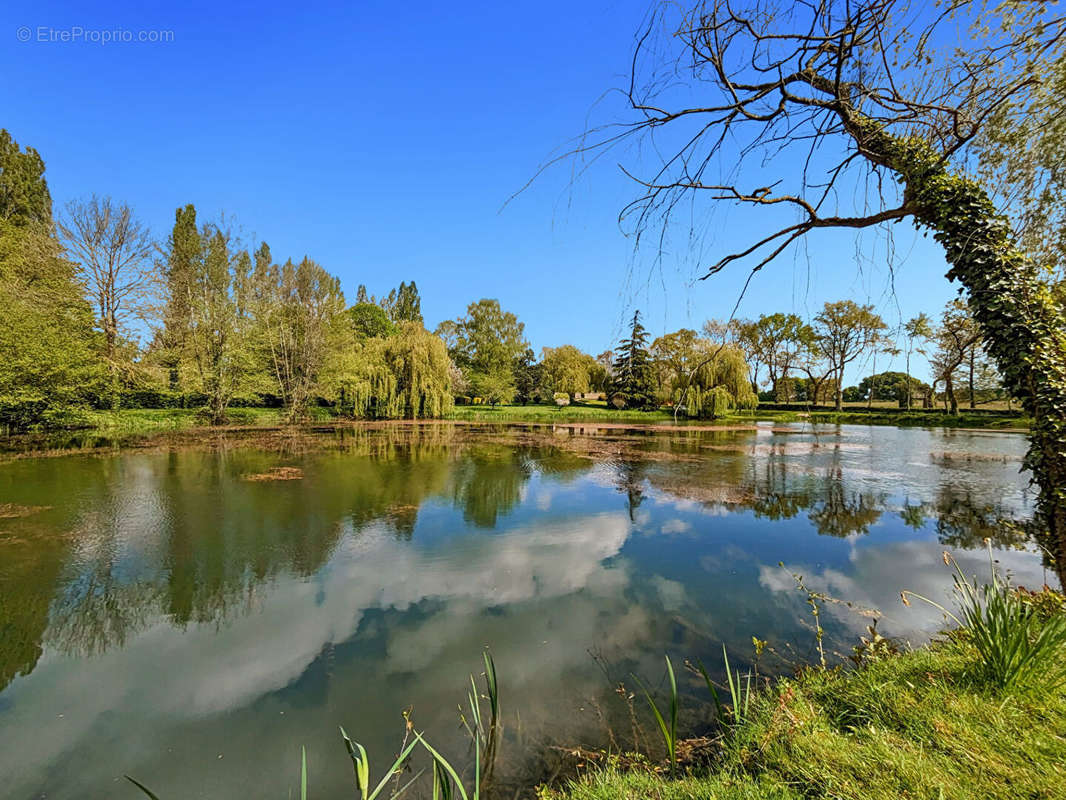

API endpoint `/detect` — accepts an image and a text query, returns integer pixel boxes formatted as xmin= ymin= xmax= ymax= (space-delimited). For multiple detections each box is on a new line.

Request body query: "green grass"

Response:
xmin=80 ymin=406 xmax=335 ymax=435
xmin=67 ymin=403 xmax=1029 ymax=438
xmin=446 ymin=403 xmax=680 ymax=424
xmin=548 ymin=633 xmax=1066 ymax=800
xmin=752 ymin=408 xmax=1030 ymax=429
xmin=554 ymin=769 xmax=798 ymax=800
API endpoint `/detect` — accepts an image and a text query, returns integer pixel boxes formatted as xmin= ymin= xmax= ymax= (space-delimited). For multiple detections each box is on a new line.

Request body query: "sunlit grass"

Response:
xmin=902 ymin=546 xmax=1066 ymax=693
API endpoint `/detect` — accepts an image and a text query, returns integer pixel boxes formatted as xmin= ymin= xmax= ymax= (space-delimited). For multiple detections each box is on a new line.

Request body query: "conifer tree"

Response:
xmin=610 ymin=311 xmax=656 ymax=409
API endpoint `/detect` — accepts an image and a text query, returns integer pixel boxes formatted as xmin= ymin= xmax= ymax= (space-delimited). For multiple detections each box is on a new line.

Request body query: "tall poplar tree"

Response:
xmin=160 ymin=204 xmax=201 ymax=391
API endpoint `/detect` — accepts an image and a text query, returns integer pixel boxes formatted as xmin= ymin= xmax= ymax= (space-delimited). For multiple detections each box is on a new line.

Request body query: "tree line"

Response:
xmin=0 ymin=127 xmax=1005 ymax=431
xmin=716 ymin=298 xmax=1005 ymax=413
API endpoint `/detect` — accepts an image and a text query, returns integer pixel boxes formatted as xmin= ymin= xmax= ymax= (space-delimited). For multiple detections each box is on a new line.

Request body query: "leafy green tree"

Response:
xmin=856 ymin=371 xmax=930 ymax=405
xmin=609 ymin=310 xmax=656 ymax=409
xmin=650 ymin=328 xmax=702 ymax=403
xmin=931 ymin=299 xmax=981 ymax=415
xmin=473 ymin=368 xmax=515 ymax=407
xmin=684 ymin=344 xmax=758 ymax=418
xmin=734 ymin=314 xmax=814 ymax=399
xmin=182 ymin=226 xmax=256 ymax=424
xmin=391 ymin=280 xmax=423 ymax=324
xmin=0 ymin=221 xmax=100 ymax=428
xmin=0 ymin=129 xmax=52 ymax=227
xmin=325 ymin=324 xmax=452 ymax=420
xmin=813 ymin=301 xmax=886 ymax=411
xmin=512 ymin=347 xmax=543 ymax=404
xmin=902 ymin=313 xmax=934 ymax=410
xmin=437 ymin=298 xmax=528 ymax=403
xmin=349 ymin=301 xmax=395 ymax=340
xmin=540 ymin=345 xmax=596 ymax=400
xmin=258 ymin=256 xmax=348 ymax=421
xmin=0 ymin=131 xmax=99 ymax=428
xmin=158 ymin=204 xmax=201 ymax=391
xmin=381 ymin=322 xmax=452 ymax=417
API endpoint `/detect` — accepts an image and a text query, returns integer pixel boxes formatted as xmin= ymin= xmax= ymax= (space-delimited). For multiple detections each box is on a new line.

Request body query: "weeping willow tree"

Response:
xmin=684 ymin=344 xmax=758 ymax=418
xmin=652 ymin=329 xmax=756 ymax=417
xmin=382 ymin=322 xmax=454 ymax=418
xmin=325 ymin=323 xmax=452 ymax=419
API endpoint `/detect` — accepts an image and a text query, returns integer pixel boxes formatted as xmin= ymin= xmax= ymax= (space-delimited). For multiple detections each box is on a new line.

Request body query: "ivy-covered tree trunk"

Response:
xmin=851 ymin=118 xmax=1066 ymax=585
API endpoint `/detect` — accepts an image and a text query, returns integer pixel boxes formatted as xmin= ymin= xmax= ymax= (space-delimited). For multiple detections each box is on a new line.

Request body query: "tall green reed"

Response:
xmin=635 ymin=655 xmax=678 ymax=773
xmin=694 ymin=644 xmax=754 ymax=728
xmin=902 ymin=542 xmax=1066 ymax=693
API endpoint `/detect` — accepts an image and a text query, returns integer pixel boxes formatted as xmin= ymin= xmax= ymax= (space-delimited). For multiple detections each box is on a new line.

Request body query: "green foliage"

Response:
xmin=904 ymin=547 xmax=1066 ymax=694
xmin=975 ymin=50 xmax=1066 ymax=274
xmin=438 ymin=299 xmax=528 ymax=404
xmin=255 ymin=255 xmax=348 ymax=421
xmin=540 ymin=344 xmax=596 ymax=399
xmin=511 ymin=347 xmax=543 ymax=404
xmin=340 ymin=727 xmax=420 ymax=800
xmin=734 ymin=313 xmax=815 ymax=396
xmin=636 ymin=655 xmax=679 ymax=772
xmin=853 ymin=118 xmax=1066 ymax=582
xmin=855 ymin=371 xmax=930 ymax=404
xmin=172 ymin=225 xmax=260 ymax=424
xmin=0 ymin=129 xmax=52 ymax=227
xmin=609 ymin=310 xmax=656 ymax=409
xmin=328 ymin=323 xmax=453 ymax=419
xmin=696 ymin=644 xmax=755 ymax=728
xmin=157 ymin=204 xmax=201 ymax=389
xmin=350 ymin=301 xmax=396 ymax=340
xmin=391 ymin=280 xmax=423 ymax=324
xmin=0 ymin=219 xmax=100 ymax=429
xmin=812 ymin=300 xmax=886 ymax=411
xmin=684 ymin=345 xmax=758 ymax=418
xmin=554 ymin=626 xmax=1066 ymax=800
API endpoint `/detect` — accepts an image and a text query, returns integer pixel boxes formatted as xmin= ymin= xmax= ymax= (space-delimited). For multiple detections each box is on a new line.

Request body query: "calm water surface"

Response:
xmin=0 ymin=422 xmax=1049 ymax=798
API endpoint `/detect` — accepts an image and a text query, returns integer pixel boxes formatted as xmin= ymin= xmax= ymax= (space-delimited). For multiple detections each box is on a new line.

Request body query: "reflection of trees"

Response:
xmin=614 ymin=461 xmax=647 ymax=521
xmin=895 ymin=483 xmax=1029 ymax=550
xmin=0 ymin=424 xmax=1039 ymax=691
xmin=46 ymin=577 xmax=160 ymax=657
xmin=11 ymin=427 xmax=480 ymax=669
xmin=747 ymin=445 xmax=816 ymax=521
xmin=449 ymin=445 xmax=532 ymax=528
xmin=0 ymin=523 xmax=71 ymax=693
xmin=807 ymin=468 xmax=883 ymax=537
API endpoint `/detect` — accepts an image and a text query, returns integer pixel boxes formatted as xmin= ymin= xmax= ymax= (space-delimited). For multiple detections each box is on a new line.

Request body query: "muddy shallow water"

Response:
xmin=0 ymin=422 xmax=1049 ymax=799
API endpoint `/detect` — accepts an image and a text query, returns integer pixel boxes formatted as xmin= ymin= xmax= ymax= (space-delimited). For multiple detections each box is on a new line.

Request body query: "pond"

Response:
xmin=0 ymin=422 xmax=1051 ymax=799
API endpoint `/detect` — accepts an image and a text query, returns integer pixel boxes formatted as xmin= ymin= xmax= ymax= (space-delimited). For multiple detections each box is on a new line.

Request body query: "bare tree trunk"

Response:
xmin=905 ymin=348 xmax=912 ymax=410
xmin=968 ymin=348 xmax=976 ymax=410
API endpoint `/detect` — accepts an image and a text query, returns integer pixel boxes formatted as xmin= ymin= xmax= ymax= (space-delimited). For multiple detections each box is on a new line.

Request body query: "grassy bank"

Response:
xmin=447 ymin=403 xmax=678 ymax=424
xmin=552 ymin=639 xmax=1066 ymax=799
xmin=448 ymin=403 xmax=1029 ymax=429
xmin=754 ymin=408 xmax=1030 ymax=429
xmin=62 ymin=403 xmax=1029 ymax=440
xmin=551 ymin=590 xmax=1066 ymax=800
xmin=80 ymin=406 xmax=336 ymax=434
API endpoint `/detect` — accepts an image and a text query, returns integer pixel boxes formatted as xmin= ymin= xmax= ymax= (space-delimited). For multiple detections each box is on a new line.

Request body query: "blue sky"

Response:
xmin=2 ymin=0 xmax=961 ymax=381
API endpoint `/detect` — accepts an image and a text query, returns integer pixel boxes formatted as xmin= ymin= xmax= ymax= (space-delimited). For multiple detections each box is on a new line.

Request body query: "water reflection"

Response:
xmin=0 ymin=423 xmax=1051 ymax=799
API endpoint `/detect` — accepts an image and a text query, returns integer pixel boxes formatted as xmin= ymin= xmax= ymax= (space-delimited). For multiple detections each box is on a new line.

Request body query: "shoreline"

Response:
xmin=0 ymin=410 xmax=1030 ymax=460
